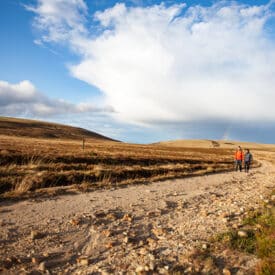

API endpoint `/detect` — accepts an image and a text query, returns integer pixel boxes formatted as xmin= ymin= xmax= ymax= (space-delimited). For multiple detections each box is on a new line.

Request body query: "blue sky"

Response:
xmin=0 ymin=0 xmax=275 ymax=143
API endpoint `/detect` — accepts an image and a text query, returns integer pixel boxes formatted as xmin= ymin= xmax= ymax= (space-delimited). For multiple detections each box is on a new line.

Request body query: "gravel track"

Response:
xmin=1 ymin=161 xmax=274 ymax=274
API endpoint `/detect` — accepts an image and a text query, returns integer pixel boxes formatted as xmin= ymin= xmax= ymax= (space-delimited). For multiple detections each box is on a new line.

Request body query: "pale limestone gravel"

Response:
xmin=0 ymin=161 xmax=274 ymax=274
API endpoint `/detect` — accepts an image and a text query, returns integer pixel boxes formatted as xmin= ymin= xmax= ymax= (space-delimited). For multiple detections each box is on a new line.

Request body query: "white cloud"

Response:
xmin=0 ymin=80 xmax=113 ymax=116
xmin=0 ymin=80 xmax=38 ymax=106
xmin=28 ymin=1 xmax=275 ymax=126
xmin=25 ymin=0 xmax=88 ymax=48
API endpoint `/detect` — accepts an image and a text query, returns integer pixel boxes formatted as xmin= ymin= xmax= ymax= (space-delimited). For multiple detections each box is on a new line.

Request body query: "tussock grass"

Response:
xmin=216 ymin=229 xmax=257 ymax=254
xmin=214 ymin=190 xmax=275 ymax=275
xmin=0 ymin=134 xmax=240 ymax=198
xmin=0 ymin=133 xmax=263 ymax=199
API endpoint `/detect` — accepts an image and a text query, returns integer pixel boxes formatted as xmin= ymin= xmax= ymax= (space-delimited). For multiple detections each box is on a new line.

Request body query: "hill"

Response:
xmin=0 ymin=116 xmax=116 ymax=141
xmin=1 ymin=119 xmax=274 ymax=274
xmin=155 ymin=139 xmax=275 ymax=150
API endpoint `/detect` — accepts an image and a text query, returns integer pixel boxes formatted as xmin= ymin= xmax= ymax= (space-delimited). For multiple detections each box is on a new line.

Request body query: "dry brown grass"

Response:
xmin=0 ymin=117 xmax=271 ymax=199
xmin=0 ymin=133 xmax=242 ymax=198
xmin=0 ymin=116 xmax=115 ymax=141
xmin=157 ymin=139 xmax=275 ymax=150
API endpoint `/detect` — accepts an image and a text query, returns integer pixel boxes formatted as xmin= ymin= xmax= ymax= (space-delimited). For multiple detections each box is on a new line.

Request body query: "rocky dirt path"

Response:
xmin=1 ymin=161 xmax=275 ymax=274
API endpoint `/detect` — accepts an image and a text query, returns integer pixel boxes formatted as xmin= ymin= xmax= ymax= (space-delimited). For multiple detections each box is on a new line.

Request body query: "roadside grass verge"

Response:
xmin=214 ymin=190 xmax=275 ymax=274
xmin=172 ymin=189 xmax=275 ymax=274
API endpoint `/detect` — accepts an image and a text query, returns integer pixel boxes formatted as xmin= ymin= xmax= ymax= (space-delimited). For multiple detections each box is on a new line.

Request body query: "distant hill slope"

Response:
xmin=0 ymin=117 xmax=117 ymax=141
xmin=155 ymin=139 xmax=275 ymax=150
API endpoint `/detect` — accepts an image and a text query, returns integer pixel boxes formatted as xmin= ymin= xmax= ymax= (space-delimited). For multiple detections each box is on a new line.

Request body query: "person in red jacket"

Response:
xmin=235 ymin=146 xmax=244 ymax=172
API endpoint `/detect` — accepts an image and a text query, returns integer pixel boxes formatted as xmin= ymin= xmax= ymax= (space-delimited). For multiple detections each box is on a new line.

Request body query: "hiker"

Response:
xmin=235 ymin=146 xmax=244 ymax=172
xmin=244 ymin=149 xmax=253 ymax=173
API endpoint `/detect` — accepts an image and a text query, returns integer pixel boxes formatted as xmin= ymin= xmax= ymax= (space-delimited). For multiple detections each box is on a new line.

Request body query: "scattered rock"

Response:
xmin=232 ymin=223 xmax=240 ymax=229
xmin=77 ymin=257 xmax=89 ymax=266
xmin=255 ymin=224 xmax=262 ymax=230
xmin=221 ymin=212 xmax=230 ymax=218
xmin=38 ymin=261 xmax=46 ymax=271
xmin=203 ymin=257 xmax=215 ymax=272
xmin=182 ymin=201 xmax=189 ymax=208
xmin=32 ymin=257 xmax=40 ymax=264
xmin=74 ymin=241 xmax=81 ymax=250
xmin=105 ymin=241 xmax=115 ymax=249
xmin=106 ymin=212 xmax=117 ymax=220
xmin=69 ymin=218 xmax=81 ymax=226
xmin=239 ymin=207 xmax=245 ymax=214
xmin=2 ymin=158 xmax=274 ymax=274
xmin=202 ymin=243 xmax=209 ymax=250
xmin=144 ymin=265 xmax=150 ymax=271
xmin=151 ymin=227 xmax=165 ymax=239
xmin=30 ymin=230 xmax=42 ymax=240
xmin=200 ymin=210 xmax=208 ymax=216
xmin=147 ymin=211 xmax=159 ymax=217
xmin=161 ymin=249 xmax=172 ymax=256
xmin=165 ymin=201 xmax=178 ymax=209
xmin=122 ymin=214 xmax=132 ymax=222
xmin=101 ymin=229 xmax=112 ymax=237
xmin=237 ymin=230 xmax=248 ymax=238
xmin=139 ymin=248 xmax=148 ymax=255
xmin=135 ymin=265 xmax=144 ymax=272
xmin=222 ymin=217 xmax=229 ymax=223
xmin=149 ymin=261 xmax=155 ymax=270
xmin=223 ymin=268 xmax=231 ymax=275
xmin=147 ymin=253 xmax=155 ymax=261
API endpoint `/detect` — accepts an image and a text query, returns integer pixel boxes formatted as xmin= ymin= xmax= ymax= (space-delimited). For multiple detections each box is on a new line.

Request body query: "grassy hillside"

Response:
xmin=155 ymin=139 xmax=275 ymax=150
xmin=0 ymin=117 xmax=271 ymax=198
xmin=0 ymin=135 xmax=237 ymax=198
xmin=0 ymin=116 xmax=116 ymax=141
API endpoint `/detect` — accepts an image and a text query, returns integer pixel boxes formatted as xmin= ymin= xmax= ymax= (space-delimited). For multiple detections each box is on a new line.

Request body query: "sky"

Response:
xmin=0 ymin=0 xmax=275 ymax=143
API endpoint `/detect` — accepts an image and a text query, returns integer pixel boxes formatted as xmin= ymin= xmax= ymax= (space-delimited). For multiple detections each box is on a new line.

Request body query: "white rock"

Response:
xmin=237 ymin=230 xmax=248 ymax=238
xmin=38 ymin=262 xmax=46 ymax=271
xmin=30 ymin=230 xmax=39 ymax=240
xmin=135 ymin=265 xmax=144 ymax=272
xmin=222 ymin=218 xmax=229 ymax=223
xmin=149 ymin=261 xmax=155 ymax=270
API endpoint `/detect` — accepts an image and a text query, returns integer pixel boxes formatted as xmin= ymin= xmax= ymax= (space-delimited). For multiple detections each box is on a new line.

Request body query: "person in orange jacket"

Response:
xmin=235 ymin=146 xmax=244 ymax=172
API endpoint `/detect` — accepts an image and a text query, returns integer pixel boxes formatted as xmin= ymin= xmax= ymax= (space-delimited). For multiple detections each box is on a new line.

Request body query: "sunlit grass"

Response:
xmin=215 ymin=191 xmax=275 ymax=275
xmin=0 ymin=134 xmax=239 ymax=198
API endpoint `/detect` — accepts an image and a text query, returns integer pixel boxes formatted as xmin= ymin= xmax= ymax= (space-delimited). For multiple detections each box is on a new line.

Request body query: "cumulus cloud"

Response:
xmin=0 ymin=80 xmax=113 ymax=116
xmin=25 ymin=0 xmax=89 ymax=53
xmin=28 ymin=1 xmax=275 ymax=126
